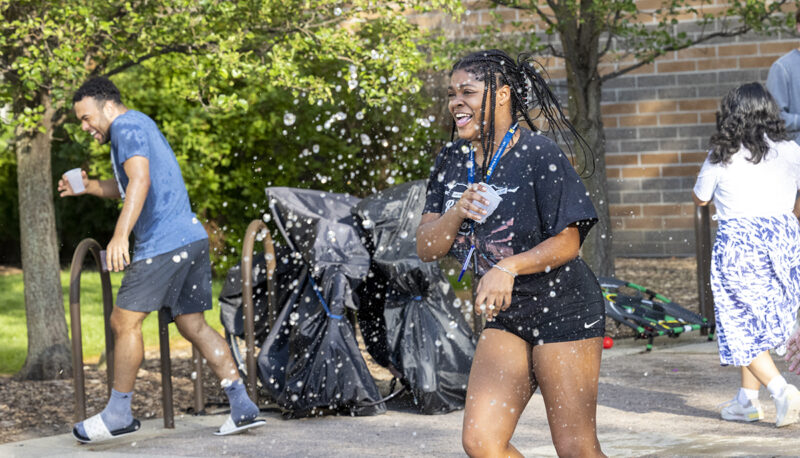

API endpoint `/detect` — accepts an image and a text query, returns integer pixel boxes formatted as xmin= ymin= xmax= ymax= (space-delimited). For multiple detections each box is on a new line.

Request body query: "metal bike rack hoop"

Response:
xmin=69 ymin=238 xmax=114 ymax=422
xmin=240 ymin=219 xmax=277 ymax=404
xmin=694 ymin=205 xmax=715 ymax=332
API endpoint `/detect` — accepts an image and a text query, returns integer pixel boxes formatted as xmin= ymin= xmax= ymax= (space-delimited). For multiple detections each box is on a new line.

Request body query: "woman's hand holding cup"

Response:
xmin=455 ymin=183 xmax=490 ymax=222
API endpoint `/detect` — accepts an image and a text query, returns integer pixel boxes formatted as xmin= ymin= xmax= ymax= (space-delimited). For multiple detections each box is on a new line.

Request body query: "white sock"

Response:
xmin=737 ymin=387 xmax=759 ymax=405
xmin=767 ymin=375 xmax=788 ymax=398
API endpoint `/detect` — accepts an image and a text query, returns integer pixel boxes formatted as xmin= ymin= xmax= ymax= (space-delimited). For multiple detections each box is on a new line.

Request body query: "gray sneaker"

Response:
xmin=720 ymin=398 xmax=763 ymax=422
xmin=775 ymin=384 xmax=800 ymax=427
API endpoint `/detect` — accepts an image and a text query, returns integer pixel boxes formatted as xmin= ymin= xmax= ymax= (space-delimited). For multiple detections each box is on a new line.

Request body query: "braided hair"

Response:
xmin=708 ymin=82 xmax=789 ymax=165
xmin=431 ymin=49 xmax=594 ymax=185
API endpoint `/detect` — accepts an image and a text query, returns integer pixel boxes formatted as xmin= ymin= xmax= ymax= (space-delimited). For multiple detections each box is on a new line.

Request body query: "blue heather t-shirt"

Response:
xmin=109 ymin=110 xmax=207 ymax=261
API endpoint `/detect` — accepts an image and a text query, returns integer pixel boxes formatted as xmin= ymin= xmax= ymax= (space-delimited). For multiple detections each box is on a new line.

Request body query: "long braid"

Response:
xmin=478 ymin=67 xmax=490 ymax=178
xmin=517 ymin=54 xmax=595 ymax=177
xmin=484 ymin=66 xmax=498 ymax=181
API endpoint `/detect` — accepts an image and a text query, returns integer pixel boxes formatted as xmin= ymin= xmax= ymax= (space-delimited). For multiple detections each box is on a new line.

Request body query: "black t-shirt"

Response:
xmin=423 ymin=128 xmax=602 ymax=302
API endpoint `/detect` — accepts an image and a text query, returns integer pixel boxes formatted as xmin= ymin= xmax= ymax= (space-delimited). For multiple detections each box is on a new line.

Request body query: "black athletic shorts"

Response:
xmin=484 ymin=297 xmax=605 ymax=346
xmin=482 ymin=256 xmax=605 ymax=346
xmin=116 ymin=239 xmax=212 ymax=319
xmin=484 ymin=289 xmax=605 ymax=346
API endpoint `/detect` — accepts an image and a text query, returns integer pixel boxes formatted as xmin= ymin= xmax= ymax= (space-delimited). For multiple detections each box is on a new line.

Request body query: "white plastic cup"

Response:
xmin=64 ymin=168 xmax=85 ymax=194
xmin=474 ymin=183 xmax=502 ymax=224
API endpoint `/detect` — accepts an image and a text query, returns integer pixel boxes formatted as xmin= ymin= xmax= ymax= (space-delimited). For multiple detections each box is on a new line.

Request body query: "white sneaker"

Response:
xmin=720 ymin=398 xmax=764 ymax=422
xmin=775 ymin=384 xmax=800 ymax=427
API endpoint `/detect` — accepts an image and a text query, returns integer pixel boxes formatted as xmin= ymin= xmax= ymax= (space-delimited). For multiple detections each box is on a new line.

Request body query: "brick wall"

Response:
xmin=410 ymin=1 xmax=799 ymax=257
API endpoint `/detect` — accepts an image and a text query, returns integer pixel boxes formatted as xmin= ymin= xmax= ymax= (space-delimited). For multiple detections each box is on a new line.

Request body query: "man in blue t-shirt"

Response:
xmin=59 ymin=77 xmax=264 ymax=443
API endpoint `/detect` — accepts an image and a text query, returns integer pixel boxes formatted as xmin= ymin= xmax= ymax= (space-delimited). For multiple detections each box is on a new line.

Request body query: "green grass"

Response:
xmin=0 ymin=270 xmax=224 ymax=375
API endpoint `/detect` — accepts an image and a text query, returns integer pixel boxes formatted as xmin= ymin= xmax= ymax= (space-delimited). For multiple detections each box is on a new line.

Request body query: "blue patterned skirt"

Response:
xmin=711 ymin=214 xmax=800 ymax=366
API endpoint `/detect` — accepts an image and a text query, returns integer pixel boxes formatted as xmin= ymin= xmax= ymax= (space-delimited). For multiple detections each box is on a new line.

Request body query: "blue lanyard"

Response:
xmin=467 ymin=123 xmax=518 ymax=186
xmin=458 ymin=123 xmax=518 ymax=282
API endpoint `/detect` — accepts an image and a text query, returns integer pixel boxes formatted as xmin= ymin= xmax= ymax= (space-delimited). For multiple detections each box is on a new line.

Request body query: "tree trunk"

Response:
xmin=575 ymin=95 xmax=614 ymax=278
xmin=14 ymin=93 xmax=72 ymax=380
xmin=559 ymin=7 xmax=614 ymax=277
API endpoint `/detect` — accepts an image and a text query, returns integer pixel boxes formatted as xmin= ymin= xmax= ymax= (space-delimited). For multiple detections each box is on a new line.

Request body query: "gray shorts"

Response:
xmin=116 ymin=239 xmax=212 ymax=319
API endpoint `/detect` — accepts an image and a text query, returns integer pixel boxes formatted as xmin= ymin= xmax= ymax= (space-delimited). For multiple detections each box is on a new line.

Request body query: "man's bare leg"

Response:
xmin=174 ymin=312 xmax=261 ymax=427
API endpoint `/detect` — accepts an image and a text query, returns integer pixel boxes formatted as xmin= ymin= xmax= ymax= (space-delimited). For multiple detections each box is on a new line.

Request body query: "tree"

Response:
xmin=0 ymin=0 xmax=459 ymax=379
xmin=487 ymin=0 xmax=796 ymax=276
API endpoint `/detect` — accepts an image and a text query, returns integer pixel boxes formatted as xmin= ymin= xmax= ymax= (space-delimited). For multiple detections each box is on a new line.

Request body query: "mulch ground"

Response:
xmin=0 ymin=257 xmax=700 ymax=445
xmin=0 ymin=345 xmax=229 ymax=444
xmin=0 ymin=266 xmax=22 ymax=276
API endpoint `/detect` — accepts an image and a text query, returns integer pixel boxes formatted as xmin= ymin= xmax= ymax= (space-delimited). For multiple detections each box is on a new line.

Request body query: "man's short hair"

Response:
xmin=72 ymin=77 xmax=122 ymax=105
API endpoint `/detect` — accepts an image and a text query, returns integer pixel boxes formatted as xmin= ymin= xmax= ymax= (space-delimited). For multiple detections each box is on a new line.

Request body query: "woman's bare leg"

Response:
xmin=741 ymin=366 xmax=761 ymax=391
xmin=745 ymin=350 xmax=781 ymax=386
xmin=531 ymin=337 xmax=605 ymax=458
xmin=462 ymin=329 xmax=537 ymax=458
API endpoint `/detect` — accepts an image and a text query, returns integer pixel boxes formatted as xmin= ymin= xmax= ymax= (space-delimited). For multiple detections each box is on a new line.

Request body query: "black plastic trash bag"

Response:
xmin=218 ymin=244 xmax=299 ymax=342
xmin=353 ymin=180 xmax=476 ymax=414
xmin=257 ymin=187 xmax=385 ymax=417
xmin=266 ymin=187 xmax=370 ymax=285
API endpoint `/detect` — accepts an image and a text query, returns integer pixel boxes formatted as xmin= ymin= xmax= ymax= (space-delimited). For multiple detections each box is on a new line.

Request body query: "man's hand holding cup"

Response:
xmin=59 ymin=168 xmax=88 ymax=197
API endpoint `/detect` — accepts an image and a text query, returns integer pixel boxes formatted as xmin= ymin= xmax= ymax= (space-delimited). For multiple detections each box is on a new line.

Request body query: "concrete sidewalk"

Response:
xmin=3 ymin=336 xmax=800 ymax=457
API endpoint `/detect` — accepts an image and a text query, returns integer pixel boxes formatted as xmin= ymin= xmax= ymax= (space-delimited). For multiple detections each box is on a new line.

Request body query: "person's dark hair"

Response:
xmin=795 ymin=9 xmax=800 ymax=25
xmin=709 ymin=82 xmax=789 ymax=165
xmin=72 ymin=77 xmax=122 ymax=105
xmin=437 ymin=49 xmax=593 ymax=179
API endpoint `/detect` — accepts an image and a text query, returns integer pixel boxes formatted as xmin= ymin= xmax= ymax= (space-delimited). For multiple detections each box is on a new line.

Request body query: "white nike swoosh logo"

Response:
xmin=584 ymin=319 xmax=601 ymax=329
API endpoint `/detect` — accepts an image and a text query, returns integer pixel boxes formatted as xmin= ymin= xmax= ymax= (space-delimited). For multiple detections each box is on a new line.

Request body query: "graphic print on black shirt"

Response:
xmin=423 ymin=128 xmax=600 ymax=297
xmin=441 ymin=180 xmax=519 ymax=273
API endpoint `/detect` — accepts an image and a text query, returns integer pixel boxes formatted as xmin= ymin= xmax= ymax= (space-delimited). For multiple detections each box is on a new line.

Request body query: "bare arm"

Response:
xmin=494 ymin=225 xmax=580 ymax=276
xmin=58 ymin=170 xmax=121 ymax=199
xmin=475 ymin=225 xmax=580 ymax=319
xmin=794 ymin=192 xmax=800 ymax=219
xmin=786 ymin=327 xmax=800 ymax=374
xmin=87 ymin=179 xmax=122 ymax=199
xmin=693 ymin=191 xmax=709 ymax=206
xmin=415 ymin=183 xmax=491 ymax=261
xmin=106 ymin=156 xmax=150 ymax=271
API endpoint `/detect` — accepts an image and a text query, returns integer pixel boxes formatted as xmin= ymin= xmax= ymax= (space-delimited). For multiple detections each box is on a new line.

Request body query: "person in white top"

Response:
xmin=693 ymin=82 xmax=800 ymax=427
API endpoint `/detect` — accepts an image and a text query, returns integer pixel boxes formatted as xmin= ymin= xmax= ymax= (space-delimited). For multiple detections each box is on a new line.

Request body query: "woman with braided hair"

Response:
xmin=417 ymin=49 xmax=605 ymax=457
